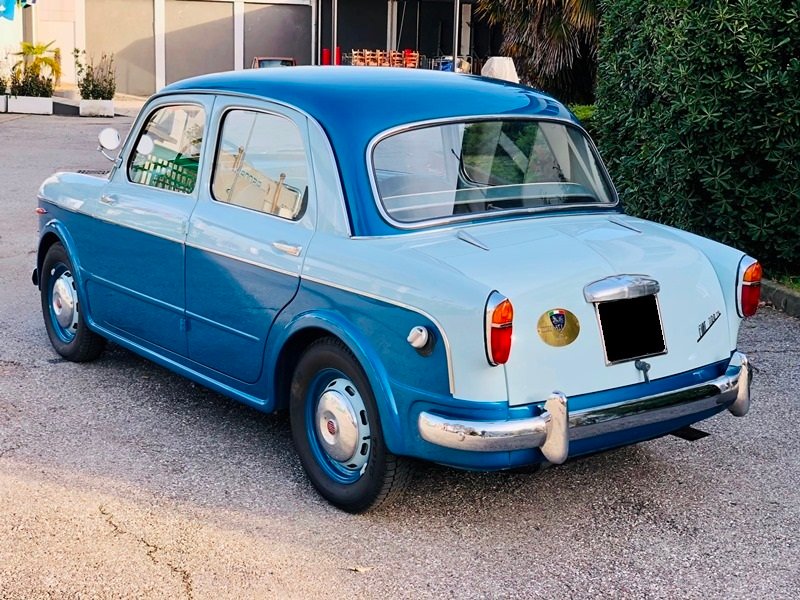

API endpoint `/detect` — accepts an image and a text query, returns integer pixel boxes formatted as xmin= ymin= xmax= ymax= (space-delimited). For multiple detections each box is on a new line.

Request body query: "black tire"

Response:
xmin=40 ymin=242 xmax=106 ymax=362
xmin=290 ymin=337 xmax=412 ymax=513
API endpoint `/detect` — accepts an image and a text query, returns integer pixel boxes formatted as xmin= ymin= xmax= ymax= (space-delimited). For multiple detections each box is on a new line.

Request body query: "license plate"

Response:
xmin=596 ymin=294 xmax=666 ymax=364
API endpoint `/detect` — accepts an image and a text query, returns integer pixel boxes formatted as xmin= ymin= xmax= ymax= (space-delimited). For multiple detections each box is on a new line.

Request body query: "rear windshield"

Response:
xmin=371 ymin=119 xmax=616 ymax=224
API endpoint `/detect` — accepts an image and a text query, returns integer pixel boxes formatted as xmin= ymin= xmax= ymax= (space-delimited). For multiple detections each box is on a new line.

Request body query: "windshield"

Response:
xmin=372 ymin=119 xmax=616 ymax=224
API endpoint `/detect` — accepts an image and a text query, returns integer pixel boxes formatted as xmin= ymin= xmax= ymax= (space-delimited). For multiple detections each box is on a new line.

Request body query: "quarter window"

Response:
xmin=128 ymin=104 xmax=206 ymax=194
xmin=211 ymin=110 xmax=309 ymax=220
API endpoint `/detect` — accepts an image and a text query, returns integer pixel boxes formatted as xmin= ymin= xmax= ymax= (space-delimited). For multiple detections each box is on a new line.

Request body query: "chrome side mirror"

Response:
xmin=97 ymin=128 xmax=121 ymax=162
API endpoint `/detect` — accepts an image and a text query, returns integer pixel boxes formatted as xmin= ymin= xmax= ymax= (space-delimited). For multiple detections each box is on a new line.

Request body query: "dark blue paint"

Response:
xmin=72 ymin=197 xmax=192 ymax=355
xmin=269 ymin=280 xmax=451 ymax=454
xmin=393 ymin=356 xmax=734 ymax=468
xmin=184 ymin=246 xmax=298 ymax=384
xmin=163 ymin=67 xmax=578 ymax=237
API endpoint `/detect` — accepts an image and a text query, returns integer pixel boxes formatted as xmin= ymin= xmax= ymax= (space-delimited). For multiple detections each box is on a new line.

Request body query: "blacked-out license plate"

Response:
xmin=597 ymin=294 xmax=666 ymax=364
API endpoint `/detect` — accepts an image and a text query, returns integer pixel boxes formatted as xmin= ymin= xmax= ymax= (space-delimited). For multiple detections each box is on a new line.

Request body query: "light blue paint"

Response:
xmin=34 ymin=67 xmax=755 ymax=476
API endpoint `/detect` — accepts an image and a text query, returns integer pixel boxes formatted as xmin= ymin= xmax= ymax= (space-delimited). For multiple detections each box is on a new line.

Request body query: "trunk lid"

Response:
xmin=411 ymin=214 xmax=733 ymax=408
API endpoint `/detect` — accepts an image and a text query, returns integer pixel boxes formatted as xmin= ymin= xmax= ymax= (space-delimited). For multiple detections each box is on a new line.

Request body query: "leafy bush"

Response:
xmin=13 ymin=41 xmax=61 ymax=81
xmin=595 ymin=0 xmax=800 ymax=273
xmin=73 ymin=49 xmax=116 ymax=100
xmin=569 ymin=104 xmax=596 ymax=139
xmin=0 ymin=74 xmax=6 ymax=94
xmin=9 ymin=68 xmax=54 ymax=97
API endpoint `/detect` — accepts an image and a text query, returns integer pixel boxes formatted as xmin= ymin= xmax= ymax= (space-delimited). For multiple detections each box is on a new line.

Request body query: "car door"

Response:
xmin=184 ymin=98 xmax=316 ymax=383
xmin=79 ymin=95 xmax=214 ymax=355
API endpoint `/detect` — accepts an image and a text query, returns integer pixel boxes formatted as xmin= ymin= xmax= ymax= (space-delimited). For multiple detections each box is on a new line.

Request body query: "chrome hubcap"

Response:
xmin=52 ymin=269 xmax=78 ymax=332
xmin=315 ymin=378 xmax=371 ymax=471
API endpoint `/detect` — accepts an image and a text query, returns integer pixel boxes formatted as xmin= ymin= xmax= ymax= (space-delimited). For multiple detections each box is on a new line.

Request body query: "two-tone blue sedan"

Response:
xmin=33 ymin=67 xmax=760 ymax=512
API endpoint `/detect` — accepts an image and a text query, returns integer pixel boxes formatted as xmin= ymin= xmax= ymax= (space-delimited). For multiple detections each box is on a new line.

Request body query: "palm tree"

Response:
xmin=476 ymin=0 xmax=599 ymax=104
xmin=14 ymin=41 xmax=62 ymax=82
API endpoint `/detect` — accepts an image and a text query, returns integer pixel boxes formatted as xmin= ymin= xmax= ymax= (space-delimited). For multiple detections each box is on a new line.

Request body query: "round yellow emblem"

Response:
xmin=536 ymin=308 xmax=580 ymax=347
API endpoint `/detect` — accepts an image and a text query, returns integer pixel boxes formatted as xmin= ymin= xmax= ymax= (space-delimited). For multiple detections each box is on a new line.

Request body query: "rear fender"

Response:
xmin=267 ymin=310 xmax=409 ymax=456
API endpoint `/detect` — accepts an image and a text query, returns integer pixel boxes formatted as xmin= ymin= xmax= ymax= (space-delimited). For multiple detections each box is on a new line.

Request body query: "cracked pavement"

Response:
xmin=1 ymin=115 xmax=799 ymax=599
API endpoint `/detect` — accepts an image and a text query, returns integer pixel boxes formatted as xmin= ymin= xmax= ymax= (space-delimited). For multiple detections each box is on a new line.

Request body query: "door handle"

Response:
xmin=99 ymin=194 xmax=118 ymax=206
xmin=272 ymin=242 xmax=302 ymax=257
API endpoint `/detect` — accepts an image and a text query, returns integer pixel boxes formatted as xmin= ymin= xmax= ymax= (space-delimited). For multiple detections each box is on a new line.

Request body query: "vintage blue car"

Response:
xmin=34 ymin=67 xmax=760 ymax=512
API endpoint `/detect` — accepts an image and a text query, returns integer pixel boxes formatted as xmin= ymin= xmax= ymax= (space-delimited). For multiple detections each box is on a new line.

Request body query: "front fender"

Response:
xmin=36 ymin=220 xmax=93 ymax=323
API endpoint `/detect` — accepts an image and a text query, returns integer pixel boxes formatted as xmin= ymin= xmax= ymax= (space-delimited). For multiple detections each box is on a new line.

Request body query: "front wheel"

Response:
xmin=290 ymin=338 xmax=411 ymax=512
xmin=40 ymin=242 xmax=106 ymax=362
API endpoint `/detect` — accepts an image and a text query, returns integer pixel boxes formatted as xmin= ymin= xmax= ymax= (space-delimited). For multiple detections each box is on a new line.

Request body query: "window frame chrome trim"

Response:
xmin=124 ymin=101 xmax=209 ymax=197
xmin=366 ymin=115 xmax=620 ymax=231
xmin=209 ymin=105 xmax=312 ymax=222
xmin=156 ymin=89 xmax=352 ymax=238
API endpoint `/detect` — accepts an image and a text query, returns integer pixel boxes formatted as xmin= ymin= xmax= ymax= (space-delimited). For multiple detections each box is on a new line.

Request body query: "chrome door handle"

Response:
xmin=272 ymin=242 xmax=302 ymax=257
xmin=100 ymin=194 xmax=118 ymax=206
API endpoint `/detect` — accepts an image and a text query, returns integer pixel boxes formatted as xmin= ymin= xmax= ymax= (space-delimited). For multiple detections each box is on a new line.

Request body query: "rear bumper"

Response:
xmin=418 ymin=352 xmax=751 ymax=463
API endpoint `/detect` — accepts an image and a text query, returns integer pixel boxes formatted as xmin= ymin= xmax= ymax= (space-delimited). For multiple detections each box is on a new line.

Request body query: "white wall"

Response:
xmin=35 ymin=0 xmax=81 ymax=84
xmin=0 ymin=9 xmax=23 ymax=78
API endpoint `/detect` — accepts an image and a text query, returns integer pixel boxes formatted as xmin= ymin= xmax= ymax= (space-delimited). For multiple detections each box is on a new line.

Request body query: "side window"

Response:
xmin=128 ymin=104 xmax=206 ymax=194
xmin=211 ymin=109 xmax=309 ymax=220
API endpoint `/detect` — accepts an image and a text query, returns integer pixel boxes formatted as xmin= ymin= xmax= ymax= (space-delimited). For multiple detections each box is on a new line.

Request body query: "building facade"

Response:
xmin=1 ymin=0 xmax=500 ymax=96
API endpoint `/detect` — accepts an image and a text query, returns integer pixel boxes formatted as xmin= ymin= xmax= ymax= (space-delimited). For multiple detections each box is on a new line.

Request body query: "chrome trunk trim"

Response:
xmin=583 ymin=274 xmax=660 ymax=303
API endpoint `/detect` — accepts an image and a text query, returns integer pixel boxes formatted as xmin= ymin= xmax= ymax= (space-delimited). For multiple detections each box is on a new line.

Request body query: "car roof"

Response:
xmin=162 ymin=67 xmax=578 ymax=236
xmin=164 ymin=66 xmax=572 ymax=132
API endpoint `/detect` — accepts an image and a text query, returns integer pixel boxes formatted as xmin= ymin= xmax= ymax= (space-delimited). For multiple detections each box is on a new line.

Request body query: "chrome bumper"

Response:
xmin=418 ymin=352 xmax=751 ymax=464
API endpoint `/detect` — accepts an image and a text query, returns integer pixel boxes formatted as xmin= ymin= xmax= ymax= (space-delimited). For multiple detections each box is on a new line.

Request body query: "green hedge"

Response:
xmin=569 ymin=104 xmax=596 ymax=139
xmin=595 ymin=0 xmax=800 ymax=273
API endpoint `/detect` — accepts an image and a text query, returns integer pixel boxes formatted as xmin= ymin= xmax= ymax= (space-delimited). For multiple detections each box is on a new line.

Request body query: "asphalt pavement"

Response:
xmin=0 ymin=114 xmax=798 ymax=599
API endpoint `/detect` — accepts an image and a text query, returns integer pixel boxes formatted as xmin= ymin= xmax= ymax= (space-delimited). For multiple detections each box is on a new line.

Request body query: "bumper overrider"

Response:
xmin=418 ymin=352 xmax=752 ymax=464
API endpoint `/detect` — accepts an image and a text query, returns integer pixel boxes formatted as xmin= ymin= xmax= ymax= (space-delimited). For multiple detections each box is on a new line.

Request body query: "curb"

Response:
xmin=762 ymin=279 xmax=800 ymax=319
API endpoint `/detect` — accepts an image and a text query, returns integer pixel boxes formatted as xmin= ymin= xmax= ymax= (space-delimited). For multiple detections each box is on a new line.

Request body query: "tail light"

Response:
xmin=485 ymin=292 xmax=513 ymax=365
xmin=737 ymin=257 xmax=761 ymax=318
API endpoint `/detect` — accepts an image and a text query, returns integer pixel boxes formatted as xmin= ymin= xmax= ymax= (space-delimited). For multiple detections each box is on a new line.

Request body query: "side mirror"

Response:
xmin=98 ymin=128 xmax=121 ymax=150
xmin=97 ymin=128 xmax=121 ymax=162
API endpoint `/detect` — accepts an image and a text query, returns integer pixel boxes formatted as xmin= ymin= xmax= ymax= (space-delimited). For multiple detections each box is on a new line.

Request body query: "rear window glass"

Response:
xmin=372 ymin=119 xmax=615 ymax=224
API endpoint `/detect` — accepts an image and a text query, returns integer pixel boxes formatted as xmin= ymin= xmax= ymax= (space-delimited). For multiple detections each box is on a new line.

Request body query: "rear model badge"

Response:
xmin=537 ymin=308 xmax=580 ymax=347
xmin=697 ymin=310 xmax=721 ymax=342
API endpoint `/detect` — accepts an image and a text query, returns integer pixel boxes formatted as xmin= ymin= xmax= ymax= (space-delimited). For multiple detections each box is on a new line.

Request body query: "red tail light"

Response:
xmin=485 ymin=292 xmax=513 ymax=365
xmin=738 ymin=258 xmax=761 ymax=317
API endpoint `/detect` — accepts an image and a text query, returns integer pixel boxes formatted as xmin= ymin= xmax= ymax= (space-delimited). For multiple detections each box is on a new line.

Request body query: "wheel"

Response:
xmin=290 ymin=338 xmax=411 ymax=512
xmin=40 ymin=242 xmax=106 ymax=362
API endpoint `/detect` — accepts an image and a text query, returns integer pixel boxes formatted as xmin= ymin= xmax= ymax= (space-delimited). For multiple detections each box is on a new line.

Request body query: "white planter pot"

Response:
xmin=7 ymin=96 xmax=54 ymax=115
xmin=80 ymin=99 xmax=115 ymax=117
xmin=0 ymin=95 xmax=6 ymax=113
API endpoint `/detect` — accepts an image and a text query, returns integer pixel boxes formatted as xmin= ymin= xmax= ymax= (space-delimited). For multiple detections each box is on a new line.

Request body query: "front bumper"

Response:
xmin=418 ymin=351 xmax=751 ymax=464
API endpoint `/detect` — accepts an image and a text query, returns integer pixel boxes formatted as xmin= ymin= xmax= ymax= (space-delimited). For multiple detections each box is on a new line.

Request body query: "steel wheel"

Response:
xmin=290 ymin=338 xmax=411 ymax=512
xmin=48 ymin=265 xmax=79 ymax=343
xmin=40 ymin=242 xmax=106 ymax=362
xmin=306 ymin=371 xmax=372 ymax=484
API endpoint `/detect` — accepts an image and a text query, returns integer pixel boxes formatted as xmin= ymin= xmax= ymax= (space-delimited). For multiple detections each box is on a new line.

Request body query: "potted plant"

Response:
xmin=8 ymin=67 xmax=55 ymax=114
xmin=73 ymin=49 xmax=116 ymax=117
xmin=7 ymin=41 xmax=59 ymax=115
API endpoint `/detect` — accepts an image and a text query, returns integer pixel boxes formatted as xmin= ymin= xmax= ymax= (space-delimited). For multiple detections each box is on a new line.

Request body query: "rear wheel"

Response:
xmin=290 ymin=338 xmax=411 ymax=512
xmin=40 ymin=242 xmax=106 ymax=362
